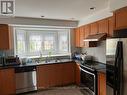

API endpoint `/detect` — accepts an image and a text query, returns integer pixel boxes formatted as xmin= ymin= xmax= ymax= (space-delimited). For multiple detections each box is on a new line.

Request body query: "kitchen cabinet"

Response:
xmin=84 ymin=24 xmax=98 ymax=47
xmin=75 ymin=26 xmax=85 ymax=47
xmin=37 ymin=64 xmax=59 ymax=89
xmin=108 ymin=16 xmax=114 ymax=37
xmin=114 ymin=6 xmax=127 ymax=30
xmin=98 ymin=72 xmax=106 ymax=95
xmin=37 ymin=62 xmax=76 ymax=90
xmin=98 ymin=18 xmax=109 ymax=34
xmin=0 ymin=24 xmax=13 ymax=50
xmin=0 ymin=68 xmax=16 ymax=95
xmin=75 ymin=63 xmax=80 ymax=85
xmin=75 ymin=17 xmax=115 ymax=47
xmin=79 ymin=26 xmax=85 ymax=47
xmin=62 ymin=63 xmax=75 ymax=85
xmin=75 ymin=28 xmax=80 ymax=47
xmin=90 ymin=22 xmax=98 ymax=35
xmin=84 ymin=24 xmax=91 ymax=38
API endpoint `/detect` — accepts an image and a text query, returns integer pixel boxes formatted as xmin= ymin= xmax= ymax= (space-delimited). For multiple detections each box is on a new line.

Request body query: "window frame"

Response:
xmin=13 ymin=27 xmax=71 ymax=58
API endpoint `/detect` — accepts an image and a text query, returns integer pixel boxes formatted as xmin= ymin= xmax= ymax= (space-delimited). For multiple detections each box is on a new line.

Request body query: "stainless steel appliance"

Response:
xmin=15 ymin=66 xmax=37 ymax=94
xmin=106 ymin=38 xmax=127 ymax=95
xmin=80 ymin=64 xmax=97 ymax=95
xmin=79 ymin=61 xmax=106 ymax=95
xmin=3 ymin=56 xmax=20 ymax=66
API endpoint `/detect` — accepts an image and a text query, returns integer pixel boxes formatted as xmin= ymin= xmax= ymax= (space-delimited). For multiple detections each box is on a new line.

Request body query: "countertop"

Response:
xmin=0 ymin=59 xmax=74 ymax=70
xmin=75 ymin=60 xmax=106 ymax=73
xmin=0 ymin=59 xmax=106 ymax=74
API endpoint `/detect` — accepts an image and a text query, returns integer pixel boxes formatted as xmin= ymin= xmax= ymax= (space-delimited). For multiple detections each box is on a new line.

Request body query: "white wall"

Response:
xmin=78 ymin=8 xmax=113 ymax=26
xmin=109 ymin=0 xmax=127 ymax=11
xmin=79 ymin=0 xmax=127 ymax=27
xmin=0 ymin=17 xmax=78 ymax=28
xmin=82 ymin=41 xmax=106 ymax=63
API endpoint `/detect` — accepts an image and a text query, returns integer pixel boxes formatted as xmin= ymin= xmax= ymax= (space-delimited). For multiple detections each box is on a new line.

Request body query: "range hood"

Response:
xmin=84 ymin=33 xmax=107 ymax=41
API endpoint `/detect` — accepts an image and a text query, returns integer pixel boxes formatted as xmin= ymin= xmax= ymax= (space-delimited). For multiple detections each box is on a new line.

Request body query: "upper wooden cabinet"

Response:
xmin=0 ymin=24 xmax=13 ymax=50
xmin=108 ymin=16 xmax=114 ymax=37
xmin=0 ymin=68 xmax=16 ymax=95
xmin=114 ymin=6 xmax=127 ymax=30
xmin=98 ymin=18 xmax=109 ymax=34
xmin=75 ymin=26 xmax=85 ymax=47
xmin=79 ymin=26 xmax=85 ymax=47
xmin=90 ymin=22 xmax=98 ymax=35
xmin=84 ymin=24 xmax=97 ymax=47
xmin=75 ymin=28 xmax=80 ymax=47
xmin=75 ymin=16 xmax=115 ymax=47
xmin=84 ymin=24 xmax=90 ymax=38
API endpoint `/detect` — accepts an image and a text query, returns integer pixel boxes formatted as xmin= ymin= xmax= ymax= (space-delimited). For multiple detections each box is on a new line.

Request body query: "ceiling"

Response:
xmin=15 ymin=0 xmax=109 ymax=21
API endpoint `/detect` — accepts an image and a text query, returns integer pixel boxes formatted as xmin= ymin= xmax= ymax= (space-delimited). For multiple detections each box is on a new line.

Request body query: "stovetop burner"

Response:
xmin=80 ymin=61 xmax=106 ymax=71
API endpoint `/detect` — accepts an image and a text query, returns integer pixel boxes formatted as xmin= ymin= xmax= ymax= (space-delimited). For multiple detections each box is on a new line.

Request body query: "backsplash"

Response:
xmin=0 ymin=49 xmax=14 ymax=57
xmin=82 ymin=41 xmax=106 ymax=63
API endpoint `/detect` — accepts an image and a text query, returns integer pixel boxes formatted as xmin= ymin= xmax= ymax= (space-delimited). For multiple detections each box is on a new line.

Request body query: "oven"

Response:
xmin=80 ymin=65 xmax=97 ymax=95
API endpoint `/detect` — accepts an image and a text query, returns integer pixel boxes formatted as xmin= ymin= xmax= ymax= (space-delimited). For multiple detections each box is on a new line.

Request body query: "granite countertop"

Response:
xmin=0 ymin=59 xmax=106 ymax=74
xmin=75 ymin=60 xmax=106 ymax=73
xmin=0 ymin=59 xmax=75 ymax=70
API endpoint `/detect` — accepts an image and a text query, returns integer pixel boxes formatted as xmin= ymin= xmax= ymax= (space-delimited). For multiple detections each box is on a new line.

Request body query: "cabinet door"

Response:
xmin=108 ymin=17 xmax=114 ymax=37
xmin=84 ymin=24 xmax=97 ymax=47
xmin=75 ymin=63 xmax=80 ymax=85
xmin=75 ymin=26 xmax=85 ymax=47
xmin=37 ymin=64 xmax=63 ymax=89
xmin=0 ymin=24 xmax=12 ymax=50
xmin=75 ymin=28 xmax=80 ymax=47
xmin=62 ymin=63 xmax=75 ymax=85
xmin=84 ymin=24 xmax=90 ymax=47
xmin=79 ymin=26 xmax=85 ymax=47
xmin=114 ymin=7 xmax=127 ymax=30
xmin=0 ymin=68 xmax=15 ymax=95
xmin=90 ymin=22 xmax=98 ymax=35
xmin=98 ymin=19 xmax=109 ymax=34
xmin=98 ymin=72 xmax=106 ymax=95
xmin=37 ymin=65 xmax=52 ymax=89
xmin=85 ymin=24 xmax=91 ymax=38
xmin=51 ymin=64 xmax=63 ymax=86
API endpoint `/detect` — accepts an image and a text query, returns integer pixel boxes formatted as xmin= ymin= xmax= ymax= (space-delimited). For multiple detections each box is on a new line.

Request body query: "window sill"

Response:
xmin=20 ymin=53 xmax=71 ymax=59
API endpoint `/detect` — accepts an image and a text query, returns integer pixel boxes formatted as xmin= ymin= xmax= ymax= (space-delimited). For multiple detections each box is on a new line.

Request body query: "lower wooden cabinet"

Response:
xmin=75 ymin=63 xmax=80 ymax=85
xmin=0 ymin=68 xmax=16 ymax=95
xmin=37 ymin=62 xmax=76 ymax=89
xmin=62 ymin=63 xmax=75 ymax=85
xmin=98 ymin=72 xmax=106 ymax=95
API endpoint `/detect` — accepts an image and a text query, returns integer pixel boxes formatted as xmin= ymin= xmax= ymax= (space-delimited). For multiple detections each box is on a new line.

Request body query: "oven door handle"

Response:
xmin=80 ymin=67 xmax=95 ymax=76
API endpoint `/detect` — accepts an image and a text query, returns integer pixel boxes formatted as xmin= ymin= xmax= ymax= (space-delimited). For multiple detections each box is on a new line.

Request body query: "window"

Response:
xmin=14 ymin=28 xmax=70 ymax=57
xmin=16 ymin=30 xmax=26 ymax=54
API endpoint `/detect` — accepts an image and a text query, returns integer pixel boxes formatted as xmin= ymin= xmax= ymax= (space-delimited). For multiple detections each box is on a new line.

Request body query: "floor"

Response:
xmin=21 ymin=85 xmax=91 ymax=95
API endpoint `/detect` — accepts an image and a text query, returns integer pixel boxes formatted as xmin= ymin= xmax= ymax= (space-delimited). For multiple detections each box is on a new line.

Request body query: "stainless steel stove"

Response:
xmin=79 ymin=61 xmax=106 ymax=95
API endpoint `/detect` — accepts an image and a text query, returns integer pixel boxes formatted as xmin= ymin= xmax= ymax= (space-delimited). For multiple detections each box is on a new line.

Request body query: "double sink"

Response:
xmin=22 ymin=58 xmax=72 ymax=66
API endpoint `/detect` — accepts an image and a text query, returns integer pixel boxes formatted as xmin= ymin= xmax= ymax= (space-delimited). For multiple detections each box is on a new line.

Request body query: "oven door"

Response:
xmin=80 ymin=67 xmax=97 ymax=95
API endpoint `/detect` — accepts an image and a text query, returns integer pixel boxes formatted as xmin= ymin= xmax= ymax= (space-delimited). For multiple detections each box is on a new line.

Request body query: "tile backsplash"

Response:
xmin=0 ymin=49 xmax=14 ymax=57
xmin=82 ymin=41 xmax=106 ymax=63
